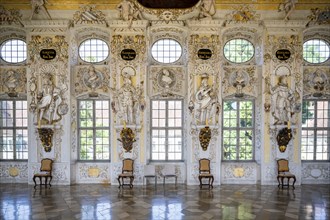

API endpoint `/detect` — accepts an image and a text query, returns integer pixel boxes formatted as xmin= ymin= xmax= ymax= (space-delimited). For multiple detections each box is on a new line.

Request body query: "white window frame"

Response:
xmin=301 ymin=99 xmax=330 ymax=161
xmin=78 ymin=99 xmax=111 ymax=161
xmin=222 ymin=99 xmax=255 ymax=161
xmin=0 ymin=100 xmax=28 ymax=160
xmin=150 ymin=99 xmax=183 ymax=161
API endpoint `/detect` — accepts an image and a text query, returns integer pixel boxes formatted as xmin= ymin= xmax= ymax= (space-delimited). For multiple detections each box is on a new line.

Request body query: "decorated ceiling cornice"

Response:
xmin=2 ymin=0 xmax=329 ymax=10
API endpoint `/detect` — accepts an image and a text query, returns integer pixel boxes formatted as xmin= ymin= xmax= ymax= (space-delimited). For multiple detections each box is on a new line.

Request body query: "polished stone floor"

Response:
xmin=0 ymin=183 xmax=329 ymax=220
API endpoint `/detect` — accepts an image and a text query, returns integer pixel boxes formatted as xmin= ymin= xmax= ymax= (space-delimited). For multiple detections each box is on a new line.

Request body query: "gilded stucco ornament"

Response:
xmin=224 ymin=5 xmax=260 ymax=25
xmin=37 ymin=127 xmax=54 ymax=152
xmin=0 ymin=6 xmax=24 ymax=26
xmin=199 ymin=126 xmax=211 ymax=151
xmin=71 ymin=5 xmax=109 ymax=27
xmin=276 ymin=127 xmax=292 ymax=153
xmin=118 ymin=126 xmax=136 ymax=153
xmin=306 ymin=7 xmax=330 ymax=27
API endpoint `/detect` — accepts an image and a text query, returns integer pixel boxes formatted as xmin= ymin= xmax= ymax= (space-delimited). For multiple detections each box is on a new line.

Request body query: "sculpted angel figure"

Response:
xmin=117 ymin=0 xmax=143 ymax=27
xmin=30 ymin=0 xmax=52 ymax=20
xmin=278 ymin=0 xmax=298 ymax=21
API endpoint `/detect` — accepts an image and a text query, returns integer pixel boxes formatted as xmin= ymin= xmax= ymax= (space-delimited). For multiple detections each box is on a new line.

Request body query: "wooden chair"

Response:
xmin=143 ymin=165 xmax=157 ymax=187
xmin=33 ymin=158 xmax=53 ymax=189
xmin=198 ymin=158 xmax=214 ymax=189
xmin=162 ymin=164 xmax=177 ymax=186
xmin=117 ymin=158 xmax=134 ymax=188
xmin=277 ymin=159 xmax=296 ymax=189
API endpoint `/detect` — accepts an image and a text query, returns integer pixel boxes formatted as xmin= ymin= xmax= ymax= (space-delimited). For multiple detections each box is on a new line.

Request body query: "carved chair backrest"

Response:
xmin=122 ymin=159 xmax=134 ymax=174
xmin=199 ymin=158 xmax=211 ymax=174
xmin=277 ymin=159 xmax=289 ymax=174
xmin=40 ymin=158 xmax=53 ymax=174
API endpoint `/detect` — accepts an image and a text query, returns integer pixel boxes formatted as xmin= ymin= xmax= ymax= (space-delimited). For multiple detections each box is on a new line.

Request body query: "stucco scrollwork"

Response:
xmin=0 ymin=6 xmax=24 ymax=26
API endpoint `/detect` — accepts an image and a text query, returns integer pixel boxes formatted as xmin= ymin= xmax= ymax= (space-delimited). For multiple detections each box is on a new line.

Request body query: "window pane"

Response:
xmin=301 ymin=100 xmax=329 ymax=161
xmin=78 ymin=100 xmax=110 ymax=160
xmin=0 ymin=100 xmax=28 ymax=160
xmin=303 ymin=39 xmax=330 ymax=63
xmin=0 ymin=39 xmax=27 ymax=63
xmin=151 ymin=39 xmax=182 ymax=63
xmin=79 ymin=39 xmax=109 ymax=63
xmin=224 ymin=39 xmax=254 ymax=63
xmin=223 ymin=100 xmax=254 ymax=160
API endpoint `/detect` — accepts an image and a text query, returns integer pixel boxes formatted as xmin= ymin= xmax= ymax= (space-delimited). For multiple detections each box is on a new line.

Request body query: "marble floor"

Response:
xmin=0 ymin=183 xmax=329 ymax=220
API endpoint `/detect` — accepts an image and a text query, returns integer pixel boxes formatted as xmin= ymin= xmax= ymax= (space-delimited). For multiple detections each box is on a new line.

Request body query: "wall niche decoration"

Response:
xmin=199 ymin=126 xmax=211 ymax=151
xmin=118 ymin=127 xmax=136 ymax=153
xmin=37 ymin=127 xmax=54 ymax=152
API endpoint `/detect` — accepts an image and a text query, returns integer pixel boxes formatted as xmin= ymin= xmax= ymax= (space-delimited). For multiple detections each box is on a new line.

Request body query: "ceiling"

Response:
xmin=0 ymin=0 xmax=329 ymax=10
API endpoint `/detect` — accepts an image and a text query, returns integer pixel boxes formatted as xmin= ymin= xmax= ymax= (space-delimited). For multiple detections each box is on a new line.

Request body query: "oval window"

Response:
xmin=0 ymin=39 xmax=27 ymax=63
xmin=303 ymin=39 xmax=330 ymax=64
xmin=224 ymin=39 xmax=254 ymax=63
xmin=79 ymin=38 xmax=109 ymax=63
xmin=151 ymin=39 xmax=182 ymax=63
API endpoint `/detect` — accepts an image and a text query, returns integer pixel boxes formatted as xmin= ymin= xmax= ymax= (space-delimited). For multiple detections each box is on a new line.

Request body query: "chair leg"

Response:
xmin=292 ymin=177 xmax=296 ymax=189
xmin=33 ymin=176 xmax=37 ymax=189
xmin=49 ymin=176 xmax=52 ymax=188
xmin=210 ymin=176 xmax=214 ymax=189
xmin=117 ymin=177 xmax=121 ymax=188
xmin=198 ymin=176 xmax=202 ymax=189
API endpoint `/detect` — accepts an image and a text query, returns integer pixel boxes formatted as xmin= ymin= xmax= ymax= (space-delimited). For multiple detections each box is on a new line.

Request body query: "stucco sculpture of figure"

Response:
xmin=37 ymin=75 xmax=62 ymax=125
xmin=117 ymin=0 xmax=142 ymax=27
xmin=198 ymin=0 xmax=216 ymax=20
xmin=116 ymin=75 xmax=137 ymax=124
xmin=194 ymin=74 xmax=218 ymax=124
xmin=271 ymin=76 xmax=294 ymax=125
xmin=30 ymin=0 xmax=51 ymax=20
xmin=278 ymin=0 xmax=297 ymax=21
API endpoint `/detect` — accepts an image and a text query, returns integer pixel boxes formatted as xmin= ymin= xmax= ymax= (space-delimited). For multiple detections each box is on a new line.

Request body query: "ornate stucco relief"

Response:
xmin=0 ymin=162 xmax=28 ymax=183
xmin=303 ymin=67 xmax=330 ymax=98
xmin=148 ymin=66 xmax=185 ymax=97
xmin=224 ymin=4 xmax=260 ymax=25
xmin=222 ymin=162 xmax=258 ymax=183
xmin=306 ymin=7 xmax=330 ymax=27
xmin=0 ymin=67 xmax=26 ymax=97
xmin=77 ymin=163 xmax=110 ymax=183
xmin=302 ymin=162 xmax=330 ymax=184
xmin=74 ymin=65 xmax=110 ymax=97
xmin=0 ymin=6 xmax=24 ymax=27
xmin=71 ymin=5 xmax=109 ymax=27
xmin=222 ymin=66 xmax=257 ymax=98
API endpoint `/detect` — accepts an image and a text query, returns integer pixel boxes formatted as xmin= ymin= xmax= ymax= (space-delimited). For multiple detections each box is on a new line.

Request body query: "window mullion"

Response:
xmin=93 ymin=101 xmax=96 ymax=160
xmin=313 ymin=101 xmax=317 ymax=160
xmin=13 ymin=101 xmax=16 ymax=160
xmin=236 ymin=102 xmax=240 ymax=160
xmin=165 ymin=101 xmax=168 ymax=160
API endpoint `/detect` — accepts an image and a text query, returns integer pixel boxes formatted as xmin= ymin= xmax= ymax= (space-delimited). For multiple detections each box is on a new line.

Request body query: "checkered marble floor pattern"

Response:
xmin=0 ymin=183 xmax=329 ymax=220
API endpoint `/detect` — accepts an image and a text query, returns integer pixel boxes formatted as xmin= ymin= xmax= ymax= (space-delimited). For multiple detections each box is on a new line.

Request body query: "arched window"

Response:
xmin=303 ymin=39 xmax=330 ymax=64
xmin=79 ymin=38 xmax=109 ymax=63
xmin=151 ymin=39 xmax=182 ymax=63
xmin=0 ymin=39 xmax=27 ymax=63
xmin=223 ymin=38 xmax=254 ymax=63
